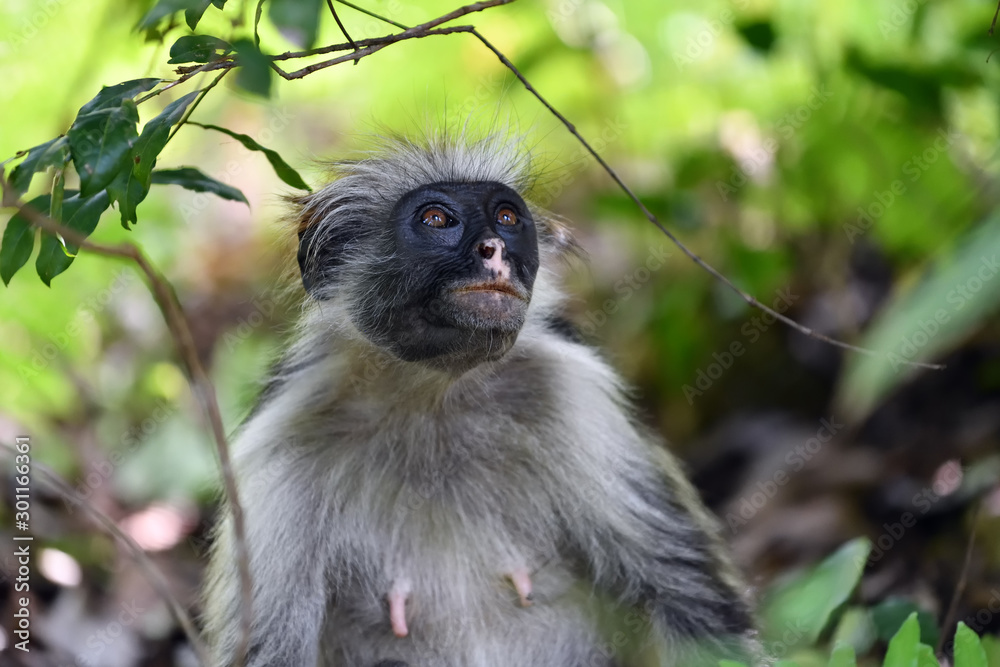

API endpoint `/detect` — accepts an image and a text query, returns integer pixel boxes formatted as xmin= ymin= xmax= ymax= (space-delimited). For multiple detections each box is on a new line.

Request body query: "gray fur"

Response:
xmin=203 ymin=131 xmax=760 ymax=667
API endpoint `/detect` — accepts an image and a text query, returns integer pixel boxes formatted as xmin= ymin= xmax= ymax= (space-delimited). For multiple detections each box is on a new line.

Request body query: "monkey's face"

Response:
xmin=356 ymin=181 xmax=539 ymax=371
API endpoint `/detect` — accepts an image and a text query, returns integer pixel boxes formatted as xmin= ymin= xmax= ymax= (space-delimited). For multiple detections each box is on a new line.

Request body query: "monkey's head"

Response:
xmin=294 ymin=133 xmax=570 ymax=372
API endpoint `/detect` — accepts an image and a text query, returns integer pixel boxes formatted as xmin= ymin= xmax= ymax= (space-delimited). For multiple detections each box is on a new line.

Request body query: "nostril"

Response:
xmin=477 ymin=243 xmax=496 ymax=260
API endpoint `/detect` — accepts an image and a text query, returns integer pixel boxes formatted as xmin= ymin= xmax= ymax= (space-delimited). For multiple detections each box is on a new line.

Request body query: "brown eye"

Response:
xmin=497 ymin=208 xmax=517 ymax=226
xmin=421 ymin=208 xmax=449 ymax=228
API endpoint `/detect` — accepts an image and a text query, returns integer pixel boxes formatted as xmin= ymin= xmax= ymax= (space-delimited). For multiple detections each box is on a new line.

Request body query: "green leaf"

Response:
xmin=212 ymin=0 xmax=227 ymax=7
xmin=918 ymin=644 xmax=941 ymax=667
xmin=871 ymin=598 xmax=940 ymax=650
xmin=105 ymin=90 xmax=199 ymax=228
xmin=191 ymin=122 xmax=311 ymax=190
xmin=718 ymin=662 xmax=749 ymax=667
xmin=955 ymin=623 xmax=988 ymax=667
xmin=107 ymin=161 xmax=147 ymax=229
xmin=981 ymin=635 xmax=1000 ymax=667
xmin=35 ymin=191 xmax=110 ymax=285
xmin=268 ymin=0 xmax=323 ymax=49
xmin=837 ymin=212 xmax=1000 ymax=420
xmin=132 ymin=91 xmax=200 ymax=187
xmin=151 ymin=167 xmax=249 ymax=204
xmin=168 ymin=34 xmax=232 ymax=64
xmin=50 ymin=168 xmax=65 ymax=224
xmin=0 ymin=195 xmax=46 ymax=285
xmin=232 ymin=38 xmax=273 ymax=98
xmin=884 ymin=613 xmax=920 ymax=667
xmin=77 ymin=79 xmax=161 ymax=115
xmin=68 ymin=99 xmax=141 ymax=196
xmin=9 ymin=136 xmax=71 ymax=196
xmin=184 ymin=0 xmax=213 ymax=29
xmin=761 ymin=538 xmax=871 ymax=647
xmin=831 ymin=607 xmax=876 ymax=657
xmin=138 ymin=0 xmax=206 ymax=29
xmin=828 ymin=642 xmax=856 ymax=667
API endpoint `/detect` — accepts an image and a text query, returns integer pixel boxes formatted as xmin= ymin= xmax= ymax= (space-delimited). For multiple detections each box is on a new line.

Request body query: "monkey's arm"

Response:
xmin=203 ymin=450 xmax=330 ymax=667
xmin=559 ymin=424 xmax=759 ymax=665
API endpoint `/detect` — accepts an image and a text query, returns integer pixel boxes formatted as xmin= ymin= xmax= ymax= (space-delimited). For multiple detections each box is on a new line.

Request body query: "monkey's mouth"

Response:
xmin=451 ymin=281 xmax=528 ymax=302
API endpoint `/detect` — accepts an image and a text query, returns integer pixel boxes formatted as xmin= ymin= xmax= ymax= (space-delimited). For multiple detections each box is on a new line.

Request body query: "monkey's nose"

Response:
xmin=477 ymin=238 xmax=504 ymax=260
xmin=476 ymin=238 xmax=510 ymax=279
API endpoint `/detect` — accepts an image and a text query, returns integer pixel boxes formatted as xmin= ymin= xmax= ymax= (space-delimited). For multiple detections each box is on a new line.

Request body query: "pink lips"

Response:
xmin=452 ymin=281 xmax=527 ymax=301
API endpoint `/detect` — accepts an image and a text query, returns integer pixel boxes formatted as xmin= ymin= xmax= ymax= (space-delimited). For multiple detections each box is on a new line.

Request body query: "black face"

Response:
xmin=354 ymin=181 xmax=539 ymax=371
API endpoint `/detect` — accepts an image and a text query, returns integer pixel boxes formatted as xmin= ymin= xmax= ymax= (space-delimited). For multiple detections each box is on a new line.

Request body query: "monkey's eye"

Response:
xmin=496 ymin=208 xmax=517 ymax=227
xmin=420 ymin=207 xmax=451 ymax=228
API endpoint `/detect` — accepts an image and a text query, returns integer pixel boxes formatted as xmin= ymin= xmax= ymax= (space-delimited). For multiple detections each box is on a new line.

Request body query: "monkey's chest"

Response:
xmin=319 ymin=426 xmax=603 ymax=666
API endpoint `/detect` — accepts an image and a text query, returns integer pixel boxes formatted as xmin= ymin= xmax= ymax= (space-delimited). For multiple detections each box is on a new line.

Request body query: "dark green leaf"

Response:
xmin=35 ymin=191 xmax=111 ymax=285
xmin=884 ymin=613 xmax=920 ymax=667
xmin=77 ymin=78 xmax=161 ymax=115
xmin=871 ymin=598 xmax=940 ymax=650
xmin=151 ymin=167 xmax=249 ymax=204
xmin=232 ymin=39 xmax=273 ymax=98
xmin=212 ymin=0 xmax=227 ymax=7
xmin=0 ymin=195 xmax=46 ymax=285
xmin=105 ymin=90 xmax=199 ymax=228
xmin=9 ymin=136 xmax=70 ymax=196
xmin=68 ymin=99 xmax=141 ymax=196
xmin=138 ymin=0 xmax=206 ymax=29
xmin=184 ymin=0 xmax=213 ymax=30
xmin=132 ymin=91 xmax=200 ymax=187
xmin=50 ymin=169 xmax=65 ymax=224
xmin=191 ymin=122 xmax=311 ymax=190
xmin=168 ymin=34 xmax=232 ymax=64
xmin=107 ymin=161 xmax=147 ymax=229
xmin=268 ymin=0 xmax=323 ymax=49
xmin=736 ymin=21 xmax=776 ymax=54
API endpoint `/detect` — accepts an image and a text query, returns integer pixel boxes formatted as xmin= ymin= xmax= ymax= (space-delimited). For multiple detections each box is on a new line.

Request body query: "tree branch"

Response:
xmin=332 ymin=1 xmax=945 ymax=371
xmin=0 ymin=442 xmax=209 ymax=666
xmin=326 ymin=0 xmax=358 ymax=52
xmin=0 ymin=173 xmax=254 ymax=667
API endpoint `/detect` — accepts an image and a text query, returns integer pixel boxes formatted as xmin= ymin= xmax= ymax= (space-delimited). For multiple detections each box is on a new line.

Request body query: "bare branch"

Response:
xmin=326 ymin=2 xmax=944 ymax=371
xmin=326 ymin=0 xmax=358 ymax=52
xmin=168 ymin=68 xmax=231 ymax=143
xmin=0 ymin=442 xmax=209 ymax=666
xmin=0 ymin=174 xmax=254 ymax=667
xmin=280 ymin=26 xmax=474 ymax=79
xmin=466 ymin=29 xmax=945 ymax=371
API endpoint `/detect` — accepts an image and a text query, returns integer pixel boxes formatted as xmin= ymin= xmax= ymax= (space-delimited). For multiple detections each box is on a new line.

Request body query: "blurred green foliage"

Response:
xmin=1 ymin=0 xmax=1000 ymax=661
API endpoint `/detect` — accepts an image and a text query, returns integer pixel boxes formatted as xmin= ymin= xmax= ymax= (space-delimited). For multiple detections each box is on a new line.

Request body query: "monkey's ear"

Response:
xmin=295 ymin=209 xmax=354 ymax=298
xmin=297 ymin=222 xmax=322 ymax=296
xmin=541 ymin=216 xmax=579 ymax=256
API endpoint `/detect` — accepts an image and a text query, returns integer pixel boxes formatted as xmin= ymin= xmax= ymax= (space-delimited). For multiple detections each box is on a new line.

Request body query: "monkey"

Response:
xmin=202 ymin=131 xmax=762 ymax=667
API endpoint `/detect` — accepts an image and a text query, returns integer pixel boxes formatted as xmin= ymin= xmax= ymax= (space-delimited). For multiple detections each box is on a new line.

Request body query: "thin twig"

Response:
xmin=991 ymin=1 xmax=1000 ymax=35
xmin=337 ymin=0 xmax=408 ymax=29
xmin=0 ymin=174 xmax=254 ymax=667
xmin=0 ymin=443 xmax=209 ymax=666
xmin=176 ymin=0 xmax=511 ymax=76
xmin=337 ymin=2 xmax=945 ymax=371
xmin=168 ymin=68 xmax=231 ymax=143
xmin=937 ymin=500 xmax=982 ymax=654
xmin=326 ymin=0 xmax=358 ymax=51
xmin=280 ymin=26 xmax=473 ymax=79
xmin=135 ymin=62 xmax=215 ymax=105
xmin=468 ymin=28 xmax=945 ymax=371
